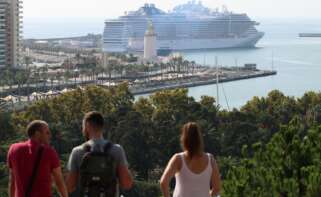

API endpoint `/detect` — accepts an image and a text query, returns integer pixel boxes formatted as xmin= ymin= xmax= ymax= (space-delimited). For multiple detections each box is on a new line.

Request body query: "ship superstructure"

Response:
xmin=103 ymin=1 xmax=264 ymax=53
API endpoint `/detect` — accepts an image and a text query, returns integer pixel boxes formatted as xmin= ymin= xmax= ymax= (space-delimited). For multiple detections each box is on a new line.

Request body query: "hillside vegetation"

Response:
xmin=0 ymin=85 xmax=320 ymax=196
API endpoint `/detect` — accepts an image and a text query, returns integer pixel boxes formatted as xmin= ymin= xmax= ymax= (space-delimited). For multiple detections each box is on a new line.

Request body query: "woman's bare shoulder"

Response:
xmin=173 ymin=152 xmax=184 ymax=162
xmin=171 ymin=153 xmax=183 ymax=169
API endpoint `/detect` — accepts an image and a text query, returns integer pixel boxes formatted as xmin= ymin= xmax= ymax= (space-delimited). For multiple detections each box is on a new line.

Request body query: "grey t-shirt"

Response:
xmin=67 ymin=138 xmax=129 ymax=196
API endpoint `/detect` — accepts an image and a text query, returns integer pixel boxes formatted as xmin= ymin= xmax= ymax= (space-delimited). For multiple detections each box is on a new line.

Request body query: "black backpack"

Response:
xmin=79 ymin=142 xmax=118 ymax=197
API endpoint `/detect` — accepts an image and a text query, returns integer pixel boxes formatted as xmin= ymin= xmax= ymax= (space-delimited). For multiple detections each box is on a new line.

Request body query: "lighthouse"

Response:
xmin=144 ymin=20 xmax=157 ymax=60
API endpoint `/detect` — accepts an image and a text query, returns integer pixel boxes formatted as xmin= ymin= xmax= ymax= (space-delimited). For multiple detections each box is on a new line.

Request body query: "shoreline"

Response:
xmin=0 ymin=69 xmax=277 ymax=111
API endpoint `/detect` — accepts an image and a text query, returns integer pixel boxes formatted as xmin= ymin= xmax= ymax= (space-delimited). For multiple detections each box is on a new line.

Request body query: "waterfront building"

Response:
xmin=0 ymin=0 xmax=23 ymax=68
xmin=144 ymin=20 xmax=157 ymax=60
xmin=103 ymin=1 xmax=264 ymax=53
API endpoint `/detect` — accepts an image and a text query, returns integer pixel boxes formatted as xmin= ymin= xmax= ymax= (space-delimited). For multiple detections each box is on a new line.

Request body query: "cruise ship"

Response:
xmin=103 ymin=1 xmax=264 ymax=53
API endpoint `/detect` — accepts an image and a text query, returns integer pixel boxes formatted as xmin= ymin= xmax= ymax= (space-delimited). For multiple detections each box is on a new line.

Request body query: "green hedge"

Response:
xmin=121 ymin=181 xmax=161 ymax=197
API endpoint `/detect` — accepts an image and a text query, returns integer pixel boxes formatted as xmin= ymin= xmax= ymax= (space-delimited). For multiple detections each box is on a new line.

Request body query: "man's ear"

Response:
xmin=85 ymin=121 xmax=92 ymax=132
xmin=33 ymin=130 xmax=41 ymax=138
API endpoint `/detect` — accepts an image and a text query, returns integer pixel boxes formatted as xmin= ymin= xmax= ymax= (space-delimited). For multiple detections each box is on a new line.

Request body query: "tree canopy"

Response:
xmin=0 ymin=85 xmax=320 ymax=196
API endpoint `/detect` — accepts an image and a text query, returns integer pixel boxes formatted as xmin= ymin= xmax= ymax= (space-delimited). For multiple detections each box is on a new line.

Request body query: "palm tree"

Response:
xmin=191 ymin=61 xmax=196 ymax=75
xmin=23 ymin=56 xmax=33 ymax=69
xmin=75 ymin=53 xmax=81 ymax=65
xmin=94 ymin=57 xmax=104 ymax=84
xmin=15 ymin=70 xmax=27 ymax=99
xmin=144 ymin=63 xmax=153 ymax=83
xmin=49 ymin=76 xmax=55 ymax=90
xmin=107 ymin=58 xmax=117 ymax=81
xmin=63 ymin=70 xmax=72 ymax=87
xmin=56 ymin=71 xmax=63 ymax=89
xmin=183 ymin=60 xmax=189 ymax=77
xmin=176 ymin=56 xmax=183 ymax=73
xmin=0 ymin=70 xmax=5 ymax=94
xmin=25 ymin=67 xmax=32 ymax=101
xmin=32 ymin=67 xmax=41 ymax=90
xmin=79 ymin=68 xmax=86 ymax=84
xmin=41 ymin=65 xmax=49 ymax=90
xmin=4 ymin=67 xmax=14 ymax=93
xmin=159 ymin=63 xmax=164 ymax=81
xmin=115 ymin=64 xmax=126 ymax=79
xmin=73 ymin=65 xmax=78 ymax=87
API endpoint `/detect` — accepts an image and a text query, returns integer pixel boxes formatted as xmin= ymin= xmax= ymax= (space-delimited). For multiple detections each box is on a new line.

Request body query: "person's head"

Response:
xmin=180 ymin=122 xmax=204 ymax=158
xmin=26 ymin=120 xmax=51 ymax=144
xmin=82 ymin=111 xmax=104 ymax=140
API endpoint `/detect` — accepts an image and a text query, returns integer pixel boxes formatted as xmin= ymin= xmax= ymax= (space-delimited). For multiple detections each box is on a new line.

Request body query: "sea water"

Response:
xmin=24 ymin=18 xmax=321 ymax=109
xmin=183 ymin=18 xmax=321 ymax=108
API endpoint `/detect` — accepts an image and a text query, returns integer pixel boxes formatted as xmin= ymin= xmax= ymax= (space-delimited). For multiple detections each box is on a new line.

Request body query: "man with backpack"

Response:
xmin=66 ymin=111 xmax=133 ymax=197
xmin=7 ymin=120 xmax=68 ymax=197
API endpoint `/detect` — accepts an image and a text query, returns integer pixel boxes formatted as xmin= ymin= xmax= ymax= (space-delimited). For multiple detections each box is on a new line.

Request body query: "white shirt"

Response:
xmin=173 ymin=153 xmax=212 ymax=197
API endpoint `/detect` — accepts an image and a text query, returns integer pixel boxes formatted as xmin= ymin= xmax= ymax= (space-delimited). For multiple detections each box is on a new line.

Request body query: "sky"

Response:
xmin=24 ymin=0 xmax=321 ymax=20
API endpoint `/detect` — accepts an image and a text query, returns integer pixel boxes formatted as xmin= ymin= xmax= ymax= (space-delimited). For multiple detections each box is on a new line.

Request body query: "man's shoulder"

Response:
xmin=9 ymin=141 xmax=28 ymax=152
xmin=109 ymin=143 xmax=128 ymax=166
xmin=110 ymin=143 xmax=124 ymax=152
xmin=71 ymin=143 xmax=87 ymax=154
xmin=109 ymin=144 xmax=126 ymax=157
xmin=69 ymin=141 xmax=125 ymax=156
xmin=11 ymin=140 xmax=28 ymax=147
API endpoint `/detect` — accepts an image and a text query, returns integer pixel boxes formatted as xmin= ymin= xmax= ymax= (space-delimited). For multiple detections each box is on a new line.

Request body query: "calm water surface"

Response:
xmin=182 ymin=19 xmax=321 ymax=108
xmin=24 ymin=18 xmax=321 ymax=108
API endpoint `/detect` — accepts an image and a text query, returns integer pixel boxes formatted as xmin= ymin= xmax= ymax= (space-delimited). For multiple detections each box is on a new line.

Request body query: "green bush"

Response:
xmin=121 ymin=181 xmax=161 ymax=197
xmin=222 ymin=123 xmax=321 ymax=196
xmin=0 ymin=162 xmax=8 ymax=197
xmin=1 ymin=86 xmax=320 ymax=196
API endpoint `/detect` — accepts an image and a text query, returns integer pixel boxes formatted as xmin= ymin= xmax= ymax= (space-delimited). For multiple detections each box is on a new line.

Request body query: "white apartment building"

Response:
xmin=0 ymin=0 xmax=22 ymax=68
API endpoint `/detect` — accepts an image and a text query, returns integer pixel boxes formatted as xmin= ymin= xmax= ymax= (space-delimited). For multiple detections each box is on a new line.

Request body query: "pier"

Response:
xmin=299 ymin=33 xmax=321 ymax=38
xmin=130 ymin=69 xmax=277 ymax=95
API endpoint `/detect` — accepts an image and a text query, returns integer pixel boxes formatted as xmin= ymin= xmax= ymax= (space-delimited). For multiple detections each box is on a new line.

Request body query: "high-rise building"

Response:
xmin=0 ymin=0 xmax=22 ymax=68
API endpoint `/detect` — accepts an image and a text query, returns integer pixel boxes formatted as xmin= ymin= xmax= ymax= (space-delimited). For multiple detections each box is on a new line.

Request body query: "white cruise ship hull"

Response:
xmin=103 ymin=3 xmax=265 ymax=53
xmin=163 ymin=33 xmax=263 ymax=50
xmin=124 ymin=32 xmax=264 ymax=52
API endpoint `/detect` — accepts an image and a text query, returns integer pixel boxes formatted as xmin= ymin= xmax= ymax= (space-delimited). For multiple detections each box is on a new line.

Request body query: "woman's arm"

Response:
xmin=160 ymin=154 xmax=179 ymax=197
xmin=210 ymin=154 xmax=221 ymax=197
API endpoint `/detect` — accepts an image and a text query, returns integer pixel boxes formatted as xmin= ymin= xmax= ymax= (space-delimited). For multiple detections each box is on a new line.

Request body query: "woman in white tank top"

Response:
xmin=160 ymin=122 xmax=221 ymax=197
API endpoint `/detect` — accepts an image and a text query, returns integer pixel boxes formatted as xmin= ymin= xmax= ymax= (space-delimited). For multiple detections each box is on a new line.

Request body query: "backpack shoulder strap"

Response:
xmin=103 ymin=141 xmax=113 ymax=154
xmin=25 ymin=145 xmax=44 ymax=197
xmin=82 ymin=143 xmax=91 ymax=153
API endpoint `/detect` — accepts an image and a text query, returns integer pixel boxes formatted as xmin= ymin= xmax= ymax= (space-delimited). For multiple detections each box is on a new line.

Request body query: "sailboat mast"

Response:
xmin=216 ymin=56 xmax=219 ymax=106
xmin=272 ymin=50 xmax=274 ymax=71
